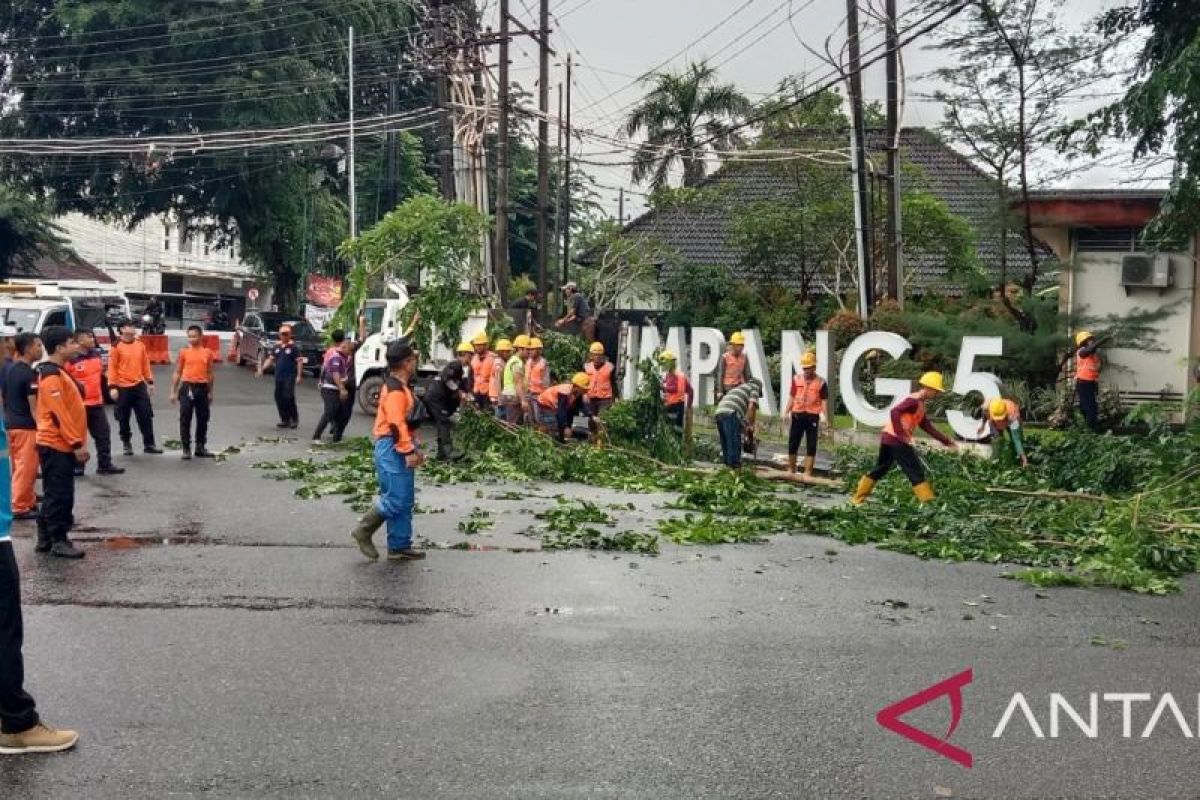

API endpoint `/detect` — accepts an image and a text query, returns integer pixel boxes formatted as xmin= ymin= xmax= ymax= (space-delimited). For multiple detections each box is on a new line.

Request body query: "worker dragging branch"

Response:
xmin=978 ymin=396 xmax=1028 ymax=467
xmin=535 ymin=373 xmax=590 ymax=442
xmin=714 ymin=378 xmax=762 ymax=469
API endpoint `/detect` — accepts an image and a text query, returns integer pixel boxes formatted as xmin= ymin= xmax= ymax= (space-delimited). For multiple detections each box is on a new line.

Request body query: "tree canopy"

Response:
xmin=0 ymin=185 xmax=64 ymax=281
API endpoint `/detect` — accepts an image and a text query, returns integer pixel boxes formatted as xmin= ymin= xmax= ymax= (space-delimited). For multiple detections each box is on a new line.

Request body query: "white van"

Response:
xmin=0 ymin=281 xmax=132 ymax=336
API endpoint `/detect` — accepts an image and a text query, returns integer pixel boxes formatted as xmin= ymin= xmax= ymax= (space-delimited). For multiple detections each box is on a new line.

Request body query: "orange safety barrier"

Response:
xmin=227 ymin=331 xmax=241 ymax=363
xmin=202 ymin=335 xmax=221 ymax=358
xmin=142 ymin=334 xmax=171 ymax=365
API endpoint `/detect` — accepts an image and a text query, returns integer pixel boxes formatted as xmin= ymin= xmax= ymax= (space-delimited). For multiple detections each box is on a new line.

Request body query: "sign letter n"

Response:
xmin=876 ymin=668 xmax=974 ymax=768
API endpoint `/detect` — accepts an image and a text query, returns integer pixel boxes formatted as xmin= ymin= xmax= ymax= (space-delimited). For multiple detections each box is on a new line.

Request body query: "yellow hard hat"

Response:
xmin=800 ymin=351 xmax=817 ymax=368
xmin=588 ymin=342 xmax=605 ymax=355
xmin=571 ymin=372 xmax=591 ymax=390
xmin=918 ymin=371 xmax=945 ymax=393
xmin=1074 ymin=330 xmax=1093 ymax=347
xmin=513 ymin=334 xmax=531 ymax=349
xmin=495 ymin=338 xmax=513 ymax=352
xmin=729 ymin=331 xmax=746 ymax=345
xmin=659 ymin=350 xmax=677 ymax=362
xmin=989 ymin=397 xmax=1009 ymax=420
xmin=456 ymin=342 xmax=473 ymax=354
xmin=529 ymin=337 xmax=543 ymax=349
xmin=471 ymin=332 xmax=489 ymax=346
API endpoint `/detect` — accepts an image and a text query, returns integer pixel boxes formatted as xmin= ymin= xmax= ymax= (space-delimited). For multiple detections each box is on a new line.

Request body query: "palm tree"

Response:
xmin=623 ymin=61 xmax=751 ymax=190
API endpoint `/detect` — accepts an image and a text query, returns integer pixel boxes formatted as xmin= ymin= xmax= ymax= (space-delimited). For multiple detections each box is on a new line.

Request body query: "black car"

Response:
xmin=237 ymin=311 xmax=324 ymax=375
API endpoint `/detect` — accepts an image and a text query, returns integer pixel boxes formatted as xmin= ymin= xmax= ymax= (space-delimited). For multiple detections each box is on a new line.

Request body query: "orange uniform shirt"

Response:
xmin=68 ymin=350 xmax=105 ymax=407
xmin=471 ymin=352 xmax=494 ymax=394
xmin=526 ymin=357 xmax=549 ymax=395
xmin=585 ymin=361 xmax=615 ymax=400
xmin=177 ymin=346 xmax=215 ymax=384
xmin=36 ymin=365 xmax=88 ymax=453
xmin=108 ymin=339 xmax=153 ymax=387
xmin=372 ymin=376 xmax=418 ymax=454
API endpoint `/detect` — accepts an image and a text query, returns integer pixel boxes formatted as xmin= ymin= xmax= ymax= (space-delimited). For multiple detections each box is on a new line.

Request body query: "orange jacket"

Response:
xmin=537 ymin=383 xmax=573 ymax=409
xmin=721 ymin=351 xmax=747 ymax=387
xmin=1076 ymin=350 xmax=1100 ymax=382
xmin=471 ymin=352 xmax=494 ymax=395
xmin=789 ymin=375 xmax=827 ymax=416
xmin=35 ymin=364 xmax=88 ymax=453
xmin=662 ymin=369 xmax=691 ymax=406
xmin=585 ymin=361 xmax=615 ymax=399
xmin=990 ymin=399 xmax=1021 ymax=432
xmin=177 ymin=346 xmax=215 ymax=384
xmin=372 ymin=375 xmax=418 ymax=455
xmin=882 ymin=392 xmax=926 ymax=445
xmin=68 ymin=350 xmax=105 ymax=407
xmin=526 ymin=356 xmax=549 ymax=395
xmin=108 ymin=339 xmax=153 ymax=387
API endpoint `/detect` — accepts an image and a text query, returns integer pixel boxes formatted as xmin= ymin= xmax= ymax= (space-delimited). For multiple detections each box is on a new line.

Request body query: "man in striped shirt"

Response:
xmin=714 ymin=378 xmax=761 ymax=468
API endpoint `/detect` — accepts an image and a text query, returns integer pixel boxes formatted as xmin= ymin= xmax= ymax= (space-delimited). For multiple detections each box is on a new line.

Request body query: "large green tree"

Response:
xmin=0 ymin=185 xmax=64 ymax=281
xmin=623 ymin=61 xmax=750 ymax=190
xmin=0 ymin=0 xmax=425 ymax=309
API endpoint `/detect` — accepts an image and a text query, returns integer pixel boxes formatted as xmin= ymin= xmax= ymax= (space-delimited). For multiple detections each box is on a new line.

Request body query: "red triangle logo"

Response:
xmin=876 ymin=668 xmax=974 ymax=768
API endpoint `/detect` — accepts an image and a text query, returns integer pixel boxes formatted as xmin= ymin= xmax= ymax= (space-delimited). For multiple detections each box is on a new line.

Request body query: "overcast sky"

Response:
xmin=484 ymin=0 xmax=1153 ymax=219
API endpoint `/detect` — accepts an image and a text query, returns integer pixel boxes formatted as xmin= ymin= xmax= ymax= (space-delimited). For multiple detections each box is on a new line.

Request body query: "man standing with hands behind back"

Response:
xmin=35 ymin=326 xmax=89 ymax=559
xmin=108 ymin=320 xmax=162 ymax=456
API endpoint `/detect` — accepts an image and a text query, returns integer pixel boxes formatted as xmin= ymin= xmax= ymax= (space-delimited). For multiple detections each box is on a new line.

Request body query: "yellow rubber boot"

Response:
xmin=913 ymin=481 xmax=936 ymax=503
xmin=850 ymin=476 xmax=876 ymax=505
xmin=802 ymin=456 xmax=815 ymax=478
xmin=787 ymin=455 xmax=797 ymax=474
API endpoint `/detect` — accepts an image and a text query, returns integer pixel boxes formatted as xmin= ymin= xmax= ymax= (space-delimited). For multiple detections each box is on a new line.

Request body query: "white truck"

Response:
xmin=354 ymin=283 xmax=490 ymax=415
xmin=0 ymin=281 xmax=132 ymax=337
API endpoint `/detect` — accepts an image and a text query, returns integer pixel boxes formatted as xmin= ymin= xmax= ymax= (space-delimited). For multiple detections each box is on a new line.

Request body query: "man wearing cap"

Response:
xmin=659 ymin=351 xmax=692 ymax=430
xmin=717 ymin=332 xmax=750 ymax=400
xmin=1073 ymin=330 xmax=1103 ymax=432
xmin=257 ymin=324 xmax=303 ymax=429
xmin=584 ymin=342 xmax=617 ymax=421
xmin=978 ymin=396 xmax=1028 ymax=467
xmin=555 ymin=282 xmax=596 ymax=343
xmin=535 ymin=373 xmax=591 ymax=442
xmin=499 ymin=335 xmax=529 ymax=424
xmin=423 ymin=343 xmax=473 ymax=461
xmin=714 ymin=378 xmax=761 ymax=469
xmin=470 ymin=333 xmax=494 ymax=411
xmin=851 ymin=372 xmax=958 ymax=505
xmin=786 ymin=351 xmax=828 ymax=477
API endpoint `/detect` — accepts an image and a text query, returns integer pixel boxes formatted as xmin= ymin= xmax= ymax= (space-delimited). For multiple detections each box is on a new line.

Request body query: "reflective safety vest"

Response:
xmin=991 ymin=399 xmax=1021 ymax=432
xmin=502 ymin=354 xmax=523 ymax=396
xmin=585 ymin=361 xmax=614 ymax=399
xmin=526 ymin=356 xmax=549 ymax=394
xmin=882 ymin=392 xmax=925 ymax=445
xmin=471 ymin=352 xmax=493 ymax=394
xmin=488 ymin=355 xmax=506 ymax=401
xmin=663 ymin=370 xmax=689 ymax=406
xmin=1076 ymin=349 xmax=1100 ymax=382
xmin=722 ymin=351 xmax=747 ymax=387
xmin=538 ymin=383 xmax=572 ymax=409
xmin=789 ymin=375 xmax=826 ymax=415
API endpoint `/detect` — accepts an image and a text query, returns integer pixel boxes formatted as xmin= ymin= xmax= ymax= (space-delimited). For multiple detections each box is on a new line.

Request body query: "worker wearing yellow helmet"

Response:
xmin=524 ymin=337 xmax=549 ymax=417
xmin=658 ymin=350 xmax=692 ymax=430
xmin=584 ymin=341 xmax=618 ymax=427
xmin=488 ymin=339 xmax=513 ymax=414
xmin=469 ymin=332 xmax=494 ymax=410
xmin=535 ymin=372 xmax=590 ymax=441
xmin=786 ymin=350 xmax=828 ymax=477
xmin=1073 ymin=330 xmax=1103 ymax=432
xmin=498 ymin=335 xmax=530 ymax=424
xmin=978 ymin=396 xmax=1028 ymax=468
xmin=851 ymin=371 xmax=958 ymax=505
xmin=423 ymin=344 xmax=476 ymax=462
xmin=717 ymin=331 xmax=751 ymax=400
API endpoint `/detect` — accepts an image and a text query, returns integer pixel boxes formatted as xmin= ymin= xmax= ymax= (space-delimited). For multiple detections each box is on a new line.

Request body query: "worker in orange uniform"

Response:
xmin=716 ymin=331 xmax=750 ymax=400
xmin=524 ymin=337 xmax=549 ymax=420
xmin=584 ymin=342 xmax=617 ymax=421
xmin=107 ymin=320 xmax=162 ymax=456
xmin=470 ymin=332 xmax=494 ymax=411
xmin=170 ymin=325 xmax=217 ymax=461
xmin=1073 ymin=330 xmax=1103 ymax=432
xmin=978 ymin=396 xmax=1028 ymax=467
xmin=535 ymin=373 xmax=590 ymax=442
xmin=851 ymin=371 xmax=957 ymax=505
xmin=3 ymin=333 xmax=43 ymax=520
xmin=34 ymin=326 xmax=88 ymax=559
xmin=68 ymin=330 xmax=124 ymax=477
xmin=658 ymin=350 xmax=691 ymax=429
xmin=786 ymin=350 xmax=828 ymax=477
xmin=350 ymin=339 xmax=425 ymax=562
xmin=488 ymin=339 xmax=513 ymax=417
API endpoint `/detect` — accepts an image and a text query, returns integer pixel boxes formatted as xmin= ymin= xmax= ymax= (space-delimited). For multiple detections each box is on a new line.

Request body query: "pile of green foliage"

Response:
xmin=540 ymin=331 xmax=589 ymax=385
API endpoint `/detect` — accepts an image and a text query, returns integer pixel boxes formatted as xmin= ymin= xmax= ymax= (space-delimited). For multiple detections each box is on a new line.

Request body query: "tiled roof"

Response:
xmin=1025 ymin=189 xmax=1166 ymax=201
xmin=10 ymin=247 xmax=117 ymax=284
xmin=591 ymin=127 xmax=1051 ymax=294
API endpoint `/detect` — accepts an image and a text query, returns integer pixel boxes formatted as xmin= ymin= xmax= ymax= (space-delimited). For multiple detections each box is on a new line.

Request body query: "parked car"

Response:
xmin=237 ymin=312 xmax=323 ymax=375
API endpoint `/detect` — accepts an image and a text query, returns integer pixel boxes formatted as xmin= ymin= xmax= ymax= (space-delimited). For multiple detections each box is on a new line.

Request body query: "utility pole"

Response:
xmin=536 ymin=0 xmax=551 ymax=317
xmin=555 ymin=81 xmax=564 ymax=285
xmin=495 ymin=0 xmax=511 ymax=303
xmin=432 ymin=0 xmax=456 ymax=201
xmin=844 ymin=0 xmax=873 ymax=317
xmin=348 ymin=26 xmax=357 ymax=240
xmin=618 ymin=187 xmax=624 ymax=226
xmin=386 ymin=74 xmax=399 ymax=212
xmin=884 ymin=0 xmax=903 ymax=306
xmin=561 ymin=53 xmax=572 ymax=287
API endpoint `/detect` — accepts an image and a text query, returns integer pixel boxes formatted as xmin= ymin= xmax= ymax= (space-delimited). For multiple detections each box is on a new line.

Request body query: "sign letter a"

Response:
xmin=876 ymin=668 xmax=973 ymax=768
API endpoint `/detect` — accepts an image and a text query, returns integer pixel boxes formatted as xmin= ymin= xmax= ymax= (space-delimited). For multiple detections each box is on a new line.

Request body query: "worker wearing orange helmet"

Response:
xmin=786 ymin=350 xmax=828 ymax=477
xmin=978 ymin=396 xmax=1028 ymax=468
xmin=1073 ymin=330 xmax=1104 ymax=432
xmin=716 ymin=331 xmax=751 ymax=400
xmin=535 ymin=373 xmax=590 ymax=441
xmin=851 ymin=371 xmax=958 ymax=505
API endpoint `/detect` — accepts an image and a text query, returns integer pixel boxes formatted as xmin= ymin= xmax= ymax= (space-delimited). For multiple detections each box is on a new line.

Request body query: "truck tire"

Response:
xmin=358 ymin=374 xmax=384 ymax=416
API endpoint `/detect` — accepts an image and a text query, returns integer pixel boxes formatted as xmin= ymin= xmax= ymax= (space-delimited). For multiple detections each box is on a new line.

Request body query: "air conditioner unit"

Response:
xmin=1120 ymin=253 xmax=1173 ymax=288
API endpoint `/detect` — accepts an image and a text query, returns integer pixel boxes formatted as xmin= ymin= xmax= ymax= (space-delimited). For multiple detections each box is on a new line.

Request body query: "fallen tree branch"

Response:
xmin=984 ymin=486 xmax=1110 ymax=503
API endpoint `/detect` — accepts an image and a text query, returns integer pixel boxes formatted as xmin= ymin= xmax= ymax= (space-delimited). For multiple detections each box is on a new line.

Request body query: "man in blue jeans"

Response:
xmin=714 ymin=378 xmax=761 ymax=469
xmin=0 ymin=414 xmax=80 ymax=754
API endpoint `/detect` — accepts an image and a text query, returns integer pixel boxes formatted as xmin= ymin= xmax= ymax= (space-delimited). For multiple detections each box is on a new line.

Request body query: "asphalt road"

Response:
xmin=4 ymin=361 xmax=1200 ymax=799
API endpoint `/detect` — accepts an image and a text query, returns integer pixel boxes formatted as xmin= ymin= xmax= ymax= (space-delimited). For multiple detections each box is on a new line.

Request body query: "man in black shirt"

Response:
xmin=256 ymin=324 xmax=303 ymax=428
xmin=423 ymin=344 xmax=473 ymax=461
xmin=3 ymin=333 xmax=42 ymax=521
xmin=555 ymin=282 xmax=596 ymax=342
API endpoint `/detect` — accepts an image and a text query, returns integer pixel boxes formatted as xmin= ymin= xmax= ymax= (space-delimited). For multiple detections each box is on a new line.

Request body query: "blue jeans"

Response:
xmin=373 ymin=437 xmax=415 ymax=551
xmin=716 ymin=413 xmax=743 ymax=468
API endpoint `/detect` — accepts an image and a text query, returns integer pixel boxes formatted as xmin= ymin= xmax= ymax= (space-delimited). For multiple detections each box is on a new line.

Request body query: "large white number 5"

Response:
xmin=947 ymin=336 xmax=1004 ymax=441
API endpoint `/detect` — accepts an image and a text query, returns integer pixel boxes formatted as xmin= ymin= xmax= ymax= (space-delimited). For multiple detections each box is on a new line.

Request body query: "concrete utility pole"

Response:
xmin=495 ymin=0 xmax=511 ymax=303
xmin=536 ymin=0 xmax=551 ymax=316
xmin=432 ymin=0 xmax=456 ymax=201
xmin=561 ymin=52 xmax=572 ymax=287
xmin=844 ymin=0 xmax=873 ymax=317
xmin=618 ymin=187 xmax=624 ymax=226
xmin=884 ymin=0 xmax=903 ymax=306
xmin=348 ymin=26 xmax=357 ymax=240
